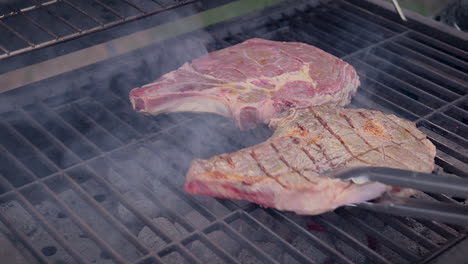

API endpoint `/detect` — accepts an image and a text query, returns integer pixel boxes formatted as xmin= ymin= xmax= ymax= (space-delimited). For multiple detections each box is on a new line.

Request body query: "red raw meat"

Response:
xmin=129 ymin=38 xmax=359 ymax=129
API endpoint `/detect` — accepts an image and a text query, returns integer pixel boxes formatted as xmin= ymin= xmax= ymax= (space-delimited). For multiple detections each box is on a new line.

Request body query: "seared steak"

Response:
xmin=184 ymin=106 xmax=436 ymax=215
xmin=129 ymin=38 xmax=359 ymax=129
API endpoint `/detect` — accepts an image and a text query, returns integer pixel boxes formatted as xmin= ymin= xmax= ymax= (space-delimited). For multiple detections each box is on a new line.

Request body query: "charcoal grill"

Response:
xmin=0 ymin=0 xmax=467 ymax=263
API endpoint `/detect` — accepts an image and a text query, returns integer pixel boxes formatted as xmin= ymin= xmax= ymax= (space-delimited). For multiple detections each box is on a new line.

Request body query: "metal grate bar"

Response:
xmin=85 ymin=158 xmax=172 ymax=243
xmin=310 ymin=11 xmax=384 ymax=44
xmin=292 ymin=8 xmax=373 ymax=48
xmin=0 ymin=19 xmax=34 ymax=46
xmin=13 ymin=104 xmax=208 ymax=261
xmin=92 ymin=0 xmax=125 ymax=19
xmin=0 ymin=207 xmax=51 ymax=264
xmin=405 ymin=32 xmax=468 ymax=63
xmin=72 ymin=106 xmax=223 ymax=228
xmin=351 ymin=57 xmax=448 ymax=109
xmin=338 ymin=1 xmax=407 ymax=33
xmin=354 ymin=50 xmax=460 ymax=102
xmin=0 ymin=121 xmax=154 ymax=262
xmin=40 ymin=176 xmax=130 ymax=264
xmin=150 ymin=0 xmax=167 ymax=8
xmin=264 ymin=209 xmax=354 ymax=263
xmin=14 ymin=11 xmax=58 ymax=39
xmin=0 ymin=143 xmax=128 ymax=264
xmin=12 ymin=190 xmax=89 ymax=264
xmin=119 ymin=0 xmax=146 ymax=13
xmin=0 ymin=43 xmax=9 ymax=54
xmin=367 ymin=212 xmax=439 ymax=250
xmin=351 ymin=82 xmax=421 ymax=121
xmin=192 ymin=233 xmax=243 ymax=264
xmin=0 ymin=0 xmax=61 ymax=19
xmin=314 ymin=216 xmax=392 ymax=264
xmin=208 ymin=222 xmax=280 ymax=264
xmin=371 ymin=47 xmax=467 ymax=96
xmin=30 ymin=0 xmax=82 ymax=32
xmin=418 ymin=120 xmax=468 ymax=151
xmin=0 ymin=0 xmax=199 ymax=59
xmin=398 ymin=36 xmax=468 ymax=74
xmin=330 ymin=7 xmax=397 ymax=36
xmin=229 ymin=211 xmax=316 ymax=264
xmin=377 ymin=43 xmax=468 ymax=89
xmin=382 ymin=41 xmax=468 ymax=83
xmin=290 ymin=23 xmax=358 ymax=54
xmin=62 ymin=174 xmax=152 ymax=255
xmin=338 ymin=209 xmax=421 ymax=262
xmin=359 ymin=75 xmax=433 ymax=117
xmin=324 ymin=10 xmax=394 ymax=42
xmin=62 ymin=0 xmax=104 ymax=26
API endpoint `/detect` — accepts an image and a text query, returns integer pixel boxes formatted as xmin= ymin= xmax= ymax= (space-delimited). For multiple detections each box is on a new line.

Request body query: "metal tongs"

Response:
xmin=391 ymin=0 xmax=407 ymax=21
xmin=328 ymin=167 xmax=468 ymax=226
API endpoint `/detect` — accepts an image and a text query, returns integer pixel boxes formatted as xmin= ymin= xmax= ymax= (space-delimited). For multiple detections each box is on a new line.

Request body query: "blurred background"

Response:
xmin=389 ymin=0 xmax=453 ymax=16
xmin=386 ymin=0 xmax=468 ymax=32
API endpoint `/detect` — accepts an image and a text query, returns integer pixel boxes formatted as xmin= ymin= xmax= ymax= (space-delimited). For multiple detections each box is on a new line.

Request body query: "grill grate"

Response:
xmin=0 ymin=0 xmax=467 ymax=263
xmin=0 ymin=0 xmax=199 ymax=59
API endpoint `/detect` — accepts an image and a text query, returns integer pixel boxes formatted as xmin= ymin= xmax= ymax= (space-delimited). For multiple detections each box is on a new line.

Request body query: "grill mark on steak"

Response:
xmin=359 ymin=111 xmax=433 ymax=168
xmin=250 ymin=150 xmax=289 ymax=188
xmin=301 ymin=147 xmax=320 ymax=172
xmin=311 ymin=141 xmax=334 ymax=166
xmin=270 ymin=143 xmax=313 ymax=183
xmin=311 ymin=109 xmax=355 ymax=155
xmin=340 ymin=113 xmax=372 ymax=148
xmin=382 ymin=114 xmax=423 ymax=141
xmin=340 ymin=112 xmax=387 ymax=161
xmin=221 ymin=156 xmax=236 ymax=169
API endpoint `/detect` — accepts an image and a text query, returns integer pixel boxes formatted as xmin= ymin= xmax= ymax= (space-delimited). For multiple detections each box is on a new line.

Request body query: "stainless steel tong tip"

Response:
xmin=391 ymin=0 xmax=407 ymax=21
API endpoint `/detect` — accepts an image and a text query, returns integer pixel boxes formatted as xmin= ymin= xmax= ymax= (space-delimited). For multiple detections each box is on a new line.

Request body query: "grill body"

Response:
xmin=0 ymin=1 xmax=467 ymax=263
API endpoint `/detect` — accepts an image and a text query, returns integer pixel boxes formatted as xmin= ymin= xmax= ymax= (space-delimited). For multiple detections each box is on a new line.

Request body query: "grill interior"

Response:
xmin=0 ymin=0 xmax=467 ymax=263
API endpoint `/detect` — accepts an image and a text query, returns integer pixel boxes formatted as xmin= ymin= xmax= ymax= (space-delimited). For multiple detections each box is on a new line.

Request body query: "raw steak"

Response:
xmin=129 ymin=38 xmax=359 ymax=129
xmin=184 ymin=106 xmax=436 ymax=215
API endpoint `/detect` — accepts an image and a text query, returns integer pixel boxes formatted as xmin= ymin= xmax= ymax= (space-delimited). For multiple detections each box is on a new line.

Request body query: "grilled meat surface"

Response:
xmin=185 ymin=106 xmax=436 ymax=215
xmin=129 ymin=38 xmax=359 ymax=129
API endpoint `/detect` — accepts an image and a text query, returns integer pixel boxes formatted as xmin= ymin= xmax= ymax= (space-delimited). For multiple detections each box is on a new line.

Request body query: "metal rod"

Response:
xmin=14 ymin=192 xmax=89 ymax=264
xmin=265 ymin=209 xmax=354 ymax=263
xmin=29 ymin=0 xmax=82 ymax=32
xmin=0 ymin=210 xmax=51 ymax=264
xmin=217 ymin=222 xmax=280 ymax=264
xmin=41 ymin=178 xmax=129 ymax=264
xmin=315 ymin=216 xmax=393 ymax=264
xmin=237 ymin=212 xmax=315 ymax=264
xmin=0 ymin=143 xmax=128 ymax=264
xmin=92 ymin=0 xmax=124 ymax=19
xmin=62 ymin=0 xmax=103 ymax=26
xmin=0 ymin=0 xmax=199 ymax=59
xmin=339 ymin=208 xmax=420 ymax=261
xmin=0 ymin=0 xmax=60 ymax=19
xmin=196 ymin=233 xmax=242 ymax=264
xmin=119 ymin=0 xmax=147 ymax=13
xmin=0 ymin=43 xmax=9 ymax=54
xmin=391 ymin=0 xmax=407 ymax=21
xmin=15 ymin=11 xmax=58 ymax=39
xmin=366 ymin=212 xmax=439 ymax=250
xmin=0 ymin=20 xmax=34 ymax=46
xmin=62 ymin=174 xmax=151 ymax=255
